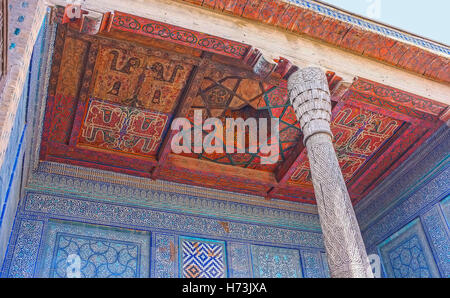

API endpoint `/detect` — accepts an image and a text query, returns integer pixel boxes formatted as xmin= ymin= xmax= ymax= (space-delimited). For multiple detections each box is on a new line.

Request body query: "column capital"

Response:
xmin=287 ymin=67 xmax=332 ymax=145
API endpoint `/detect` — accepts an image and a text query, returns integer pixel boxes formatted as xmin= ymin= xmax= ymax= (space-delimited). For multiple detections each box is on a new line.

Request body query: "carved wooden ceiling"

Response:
xmin=39 ymin=8 xmax=448 ymax=205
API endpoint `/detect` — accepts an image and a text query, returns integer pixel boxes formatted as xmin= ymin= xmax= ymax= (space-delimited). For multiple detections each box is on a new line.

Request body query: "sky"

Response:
xmin=319 ymin=0 xmax=450 ymax=45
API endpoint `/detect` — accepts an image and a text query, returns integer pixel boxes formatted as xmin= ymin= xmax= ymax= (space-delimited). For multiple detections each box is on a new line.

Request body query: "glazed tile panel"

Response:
xmin=301 ymin=250 xmax=330 ymax=278
xmin=21 ymin=193 xmax=325 ymax=248
xmin=153 ymin=233 xmax=178 ymax=278
xmin=378 ymin=219 xmax=440 ymax=278
xmin=36 ymin=221 xmax=151 ymax=278
xmin=250 ymin=245 xmax=302 ymax=278
xmin=227 ymin=242 xmax=252 ymax=278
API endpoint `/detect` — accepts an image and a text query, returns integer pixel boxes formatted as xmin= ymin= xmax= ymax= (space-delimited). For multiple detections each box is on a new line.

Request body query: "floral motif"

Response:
xmin=251 ymin=245 xmax=302 ymax=278
xmin=378 ymin=219 xmax=440 ymax=278
xmin=112 ymin=13 xmax=249 ymax=59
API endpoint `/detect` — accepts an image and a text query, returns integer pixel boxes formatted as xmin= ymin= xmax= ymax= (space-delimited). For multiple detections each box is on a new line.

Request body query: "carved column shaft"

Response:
xmin=287 ymin=67 xmax=373 ymax=278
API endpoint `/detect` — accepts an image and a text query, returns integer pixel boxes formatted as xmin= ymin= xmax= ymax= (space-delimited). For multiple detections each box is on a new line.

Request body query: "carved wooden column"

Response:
xmin=287 ymin=67 xmax=373 ymax=278
xmin=0 ymin=0 xmax=7 ymax=80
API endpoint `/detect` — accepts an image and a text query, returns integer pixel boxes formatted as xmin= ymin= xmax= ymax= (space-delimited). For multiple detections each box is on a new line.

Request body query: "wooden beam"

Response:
xmin=267 ymin=143 xmax=306 ymax=200
xmin=274 ymin=141 xmax=305 ymax=184
xmin=152 ymin=53 xmax=212 ymax=179
xmin=47 ymin=0 xmax=450 ymax=105
xmin=46 ymin=141 xmax=158 ymax=177
xmin=166 ymin=154 xmax=278 ymax=188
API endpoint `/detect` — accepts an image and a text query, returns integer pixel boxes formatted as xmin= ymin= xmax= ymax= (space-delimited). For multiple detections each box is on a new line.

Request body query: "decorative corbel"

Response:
xmin=244 ymin=47 xmax=298 ymax=80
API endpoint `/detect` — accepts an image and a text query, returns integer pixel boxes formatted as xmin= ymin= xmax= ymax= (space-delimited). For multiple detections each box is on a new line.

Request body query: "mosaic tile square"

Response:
xmin=250 ymin=245 xmax=302 ymax=278
xmin=378 ymin=218 xmax=440 ymax=278
xmin=301 ymin=249 xmax=328 ymax=278
xmin=37 ymin=220 xmax=151 ymax=278
xmin=180 ymin=236 xmax=227 ymax=278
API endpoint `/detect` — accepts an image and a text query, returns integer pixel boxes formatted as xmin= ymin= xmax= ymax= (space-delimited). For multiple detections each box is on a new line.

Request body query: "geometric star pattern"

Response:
xmin=378 ymin=218 xmax=441 ymax=278
xmin=388 ymin=236 xmax=432 ymax=278
xmin=181 ymin=237 xmax=226 ymax=278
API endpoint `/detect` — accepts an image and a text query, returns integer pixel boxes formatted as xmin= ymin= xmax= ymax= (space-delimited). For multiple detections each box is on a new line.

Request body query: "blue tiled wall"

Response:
xmin=1 ymin=191 xmax=329 ymax=278
xmin=358 ymin=126 xmax=450 ymax=278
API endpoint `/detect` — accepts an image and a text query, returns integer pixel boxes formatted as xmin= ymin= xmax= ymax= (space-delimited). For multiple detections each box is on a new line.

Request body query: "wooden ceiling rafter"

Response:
xmin=152 ymin=52 xmax=213 ymax=179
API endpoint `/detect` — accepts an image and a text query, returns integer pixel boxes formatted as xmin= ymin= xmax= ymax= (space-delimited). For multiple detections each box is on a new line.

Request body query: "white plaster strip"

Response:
xmin=0 ymin=0 xmax=46 ymax=174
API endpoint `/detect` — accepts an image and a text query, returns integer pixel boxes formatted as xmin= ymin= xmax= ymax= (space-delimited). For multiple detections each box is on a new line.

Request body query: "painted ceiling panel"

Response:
xmin=39 ymin=10 xmax=446 ymax=205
